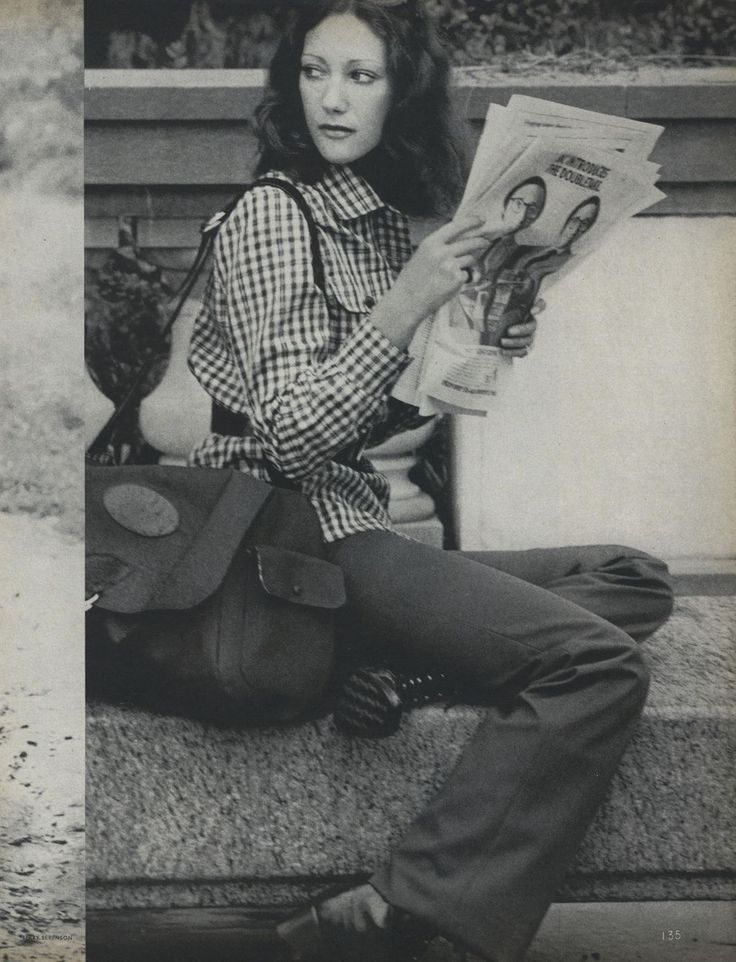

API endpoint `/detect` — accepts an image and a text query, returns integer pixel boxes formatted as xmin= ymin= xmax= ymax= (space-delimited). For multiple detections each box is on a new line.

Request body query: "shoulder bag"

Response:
xmin=86 ymin=180 xmax=345 ymax=725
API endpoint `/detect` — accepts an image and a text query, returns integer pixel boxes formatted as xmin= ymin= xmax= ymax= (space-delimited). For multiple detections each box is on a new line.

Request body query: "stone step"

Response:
xmin=87 ymin=593 xmax=734 ymax=920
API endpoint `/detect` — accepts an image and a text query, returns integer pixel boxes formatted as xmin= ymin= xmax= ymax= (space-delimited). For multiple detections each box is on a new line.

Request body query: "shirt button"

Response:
xmin=292 ymin=584 xmax=303 ymax=597
xmin=364 ymin=296 xmax=375 ymax=310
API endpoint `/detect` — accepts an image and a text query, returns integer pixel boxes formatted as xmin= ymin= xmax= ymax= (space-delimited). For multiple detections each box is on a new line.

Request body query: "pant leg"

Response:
xmin=326 ymin=531 xmax=671 ymax=962
xmin=460 ymin=544 xmax=674 ymax=642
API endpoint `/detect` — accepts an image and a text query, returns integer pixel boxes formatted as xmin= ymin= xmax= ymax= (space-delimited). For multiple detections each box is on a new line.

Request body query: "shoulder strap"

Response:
xmin=87 ymin=178 xmax=324 ymax=462
xmin=253 ymin=178 xmax=326 ymax=292
xmin=200 ymin=177 xmax=325 ymax=292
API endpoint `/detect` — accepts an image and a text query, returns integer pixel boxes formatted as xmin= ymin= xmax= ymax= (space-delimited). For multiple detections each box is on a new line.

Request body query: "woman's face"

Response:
xmin=299 ymin=13 xmax=392 ymax=166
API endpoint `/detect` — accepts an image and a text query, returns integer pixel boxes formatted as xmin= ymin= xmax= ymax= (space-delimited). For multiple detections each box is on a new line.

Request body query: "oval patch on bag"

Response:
xmin=103 ymin=484 xmax=180 ymax=537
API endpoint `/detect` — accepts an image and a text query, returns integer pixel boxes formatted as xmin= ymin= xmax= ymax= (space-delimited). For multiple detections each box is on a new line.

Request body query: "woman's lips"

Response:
xmin=319 ymin=125 xmax=355 ymax=139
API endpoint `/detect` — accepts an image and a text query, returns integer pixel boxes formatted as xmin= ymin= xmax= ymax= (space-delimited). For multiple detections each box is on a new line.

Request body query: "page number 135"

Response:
xmin=662 ymin=930 xmax=682 ymax=941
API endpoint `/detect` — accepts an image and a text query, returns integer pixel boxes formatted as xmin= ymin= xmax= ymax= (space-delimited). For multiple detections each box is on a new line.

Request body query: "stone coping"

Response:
xmin=84 ymin=67 xmax=736 ymax=120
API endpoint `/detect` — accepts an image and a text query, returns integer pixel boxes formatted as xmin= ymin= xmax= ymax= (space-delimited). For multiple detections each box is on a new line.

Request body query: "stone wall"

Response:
xmin=84 ymin=69 xmax=736 ymax=561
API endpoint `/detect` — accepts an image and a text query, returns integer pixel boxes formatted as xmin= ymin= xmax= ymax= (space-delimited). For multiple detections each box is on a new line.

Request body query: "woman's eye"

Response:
xmin=300 ymin=64 xmax=324 ymax=80
xmin=351 ymin=69 xmax=378 ymax=84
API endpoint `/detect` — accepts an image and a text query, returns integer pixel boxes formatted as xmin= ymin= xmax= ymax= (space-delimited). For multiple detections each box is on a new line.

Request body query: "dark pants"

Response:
xmin=325 ymin=533 xmax=674 ymax=961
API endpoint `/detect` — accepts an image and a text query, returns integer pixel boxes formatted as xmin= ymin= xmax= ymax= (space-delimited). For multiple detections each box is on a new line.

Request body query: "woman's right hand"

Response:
xmin=370 ymin=214 xmax=489 ymax=349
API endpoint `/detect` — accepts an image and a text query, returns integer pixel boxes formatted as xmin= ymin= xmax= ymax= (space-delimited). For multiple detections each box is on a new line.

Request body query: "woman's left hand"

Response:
xmin=499 ymin=298 xmax=544 ymax=358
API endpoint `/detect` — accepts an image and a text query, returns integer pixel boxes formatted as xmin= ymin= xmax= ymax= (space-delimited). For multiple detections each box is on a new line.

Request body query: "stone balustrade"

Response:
xmin=87 ymin=299 xmax=445 ymax=545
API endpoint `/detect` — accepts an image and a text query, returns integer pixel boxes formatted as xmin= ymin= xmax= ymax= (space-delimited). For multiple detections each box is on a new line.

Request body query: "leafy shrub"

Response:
xmin=88 ymin=0 xmax=286 ymax=68
xmin=87 ymin=0 xmax=736 ymax=69
xmin=85 ymin=236 xmax=173 ymax=459
xmin=654 ymin=1 xmax=736 ymax=57
xmin=85 ymin=242 xmax=172 ymax=404
xmin=428 ymin=0 xmax=736 ymax=63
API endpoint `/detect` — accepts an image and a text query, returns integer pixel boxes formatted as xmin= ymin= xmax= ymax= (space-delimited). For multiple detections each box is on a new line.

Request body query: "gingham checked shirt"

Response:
xmin=188 ymin=164 xmax=432 ymax=543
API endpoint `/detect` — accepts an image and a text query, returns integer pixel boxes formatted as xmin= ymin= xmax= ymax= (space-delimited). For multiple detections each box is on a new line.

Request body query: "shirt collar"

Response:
xmin=307 ymin=163 xmax=404 ymax=227
xmin=261 ymin=164 xmax=401 ymax=229
xmin=320 ymin=164 xmax=386 ymax=219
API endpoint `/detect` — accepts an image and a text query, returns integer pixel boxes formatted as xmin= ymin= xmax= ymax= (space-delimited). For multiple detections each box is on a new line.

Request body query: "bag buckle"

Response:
xmin=85 ymin=593 xmax=100 ymax=611
xmin=201 ymin=209 xmax=228 ymax=235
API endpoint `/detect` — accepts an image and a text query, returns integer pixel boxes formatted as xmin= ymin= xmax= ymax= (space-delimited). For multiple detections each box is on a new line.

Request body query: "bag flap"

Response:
xmin=87 ymin=465 xmax=273 ymax=614
xmin=254 ymin=545 xmax=346 ymax=610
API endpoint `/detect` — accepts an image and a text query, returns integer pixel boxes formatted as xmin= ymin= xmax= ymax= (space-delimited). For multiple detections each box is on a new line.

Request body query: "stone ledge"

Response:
xmin=84 ymin=68 xmax=736 ymax=121
xmin=87 ymin=595 xmax=735 ymax=911
xmin=84 ymin=69 xmax=736 ymax=214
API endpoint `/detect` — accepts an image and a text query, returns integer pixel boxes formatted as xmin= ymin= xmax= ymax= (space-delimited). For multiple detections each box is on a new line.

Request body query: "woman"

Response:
xmin=188 ymin=2 xmax=674 ymax=960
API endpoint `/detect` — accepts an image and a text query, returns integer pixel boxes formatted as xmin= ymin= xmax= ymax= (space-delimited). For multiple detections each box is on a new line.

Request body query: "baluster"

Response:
xmin=84 ymin=367 xmax=115 ymax=449
xmin=139 ymin=299 xmax=211 ymax=462
xmin=368 ymin=422 xmax=444 ymax=545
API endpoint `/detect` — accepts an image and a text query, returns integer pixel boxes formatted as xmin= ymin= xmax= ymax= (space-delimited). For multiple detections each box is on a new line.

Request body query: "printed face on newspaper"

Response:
xmin=392 ymin=97 xmax=664 ymax=416
xmin=449 ymin=139 xmax=660 ymax=349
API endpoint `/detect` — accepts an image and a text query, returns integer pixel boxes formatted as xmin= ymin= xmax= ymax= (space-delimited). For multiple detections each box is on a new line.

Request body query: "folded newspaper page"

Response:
xmin=393 ymin=96 xmax=664 ymax=416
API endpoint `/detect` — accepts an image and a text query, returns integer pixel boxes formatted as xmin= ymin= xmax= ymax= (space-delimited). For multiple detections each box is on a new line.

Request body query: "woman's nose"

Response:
xmin=322 ymin=76 xmax=348 ymax=112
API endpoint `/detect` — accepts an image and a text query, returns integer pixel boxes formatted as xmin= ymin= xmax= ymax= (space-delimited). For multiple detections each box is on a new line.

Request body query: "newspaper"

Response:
xmin=393 ymin=96 xmax=665 ymax=415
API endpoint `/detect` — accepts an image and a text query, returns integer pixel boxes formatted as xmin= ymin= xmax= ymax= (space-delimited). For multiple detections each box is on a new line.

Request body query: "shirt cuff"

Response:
xmin=332 ymin=314 xmax=413 ymax=399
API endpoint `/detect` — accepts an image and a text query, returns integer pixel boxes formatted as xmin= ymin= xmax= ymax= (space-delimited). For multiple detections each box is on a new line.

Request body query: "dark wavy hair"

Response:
xmin=253 ymin=0 xmax=466 ymax=217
